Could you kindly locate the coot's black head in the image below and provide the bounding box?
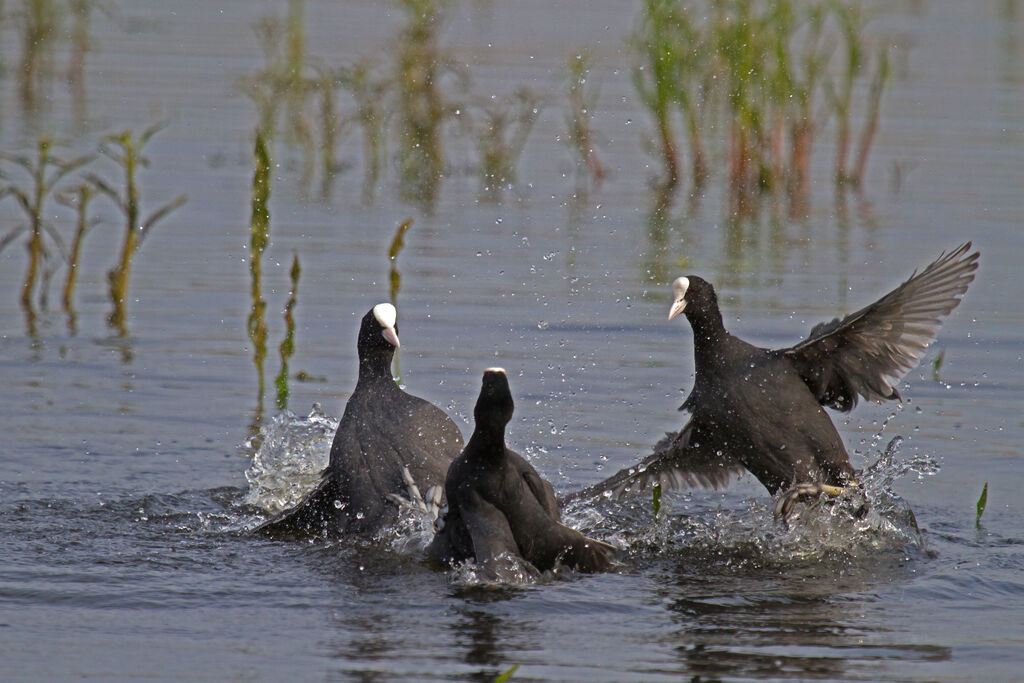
[473,368,515,432]
[667,275,720,324]
[357,302,400,364]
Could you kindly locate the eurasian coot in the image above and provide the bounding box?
[260,303,464,536]
[572,243,979,518]
[428,369,614,578]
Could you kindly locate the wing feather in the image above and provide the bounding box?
[782,243,978,411]
[562,419,746,504]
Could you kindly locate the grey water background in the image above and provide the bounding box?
[1,1,1022,680]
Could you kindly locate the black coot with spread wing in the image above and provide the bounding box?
[428,369,614,577]
[260,303,464,536]
[572,243,979,516]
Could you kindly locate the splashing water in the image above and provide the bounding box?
[243,404,338,514]
[243,410,934,583]
[563,435,932,572]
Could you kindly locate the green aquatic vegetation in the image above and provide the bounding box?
[248,127,272,420]
[976,482,988,526]
[630,0,686,188]
[88,123,187,335]
[564,51,606,187]
[0,137,93,312]
[388,217,413,305]
[471,88,543,201]
[652,482,663,517]
[931,348,945,381]
[494,664,519,683]
[275,253,301,410]
[55,182,99,330]
[628,0,891,215]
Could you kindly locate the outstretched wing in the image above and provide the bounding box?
[562,419,746,504]
[782,243,979,412]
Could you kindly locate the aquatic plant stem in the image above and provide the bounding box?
[249,127,272,414]
[57,183,98,317]
[0,138,92,313]
[275,253,301,410]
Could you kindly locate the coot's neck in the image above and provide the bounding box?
[686,305,729,369]
[357,349,396,385]
[466,422,507,460]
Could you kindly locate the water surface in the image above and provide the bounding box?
[1,1,1022,680]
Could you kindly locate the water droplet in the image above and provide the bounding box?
[537,320,549,330]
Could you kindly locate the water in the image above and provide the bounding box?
[2,1,1023,680]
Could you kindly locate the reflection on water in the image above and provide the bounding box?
[658,560,951,680]
[452,591,528,683]
[394,0,455,210]
[563,51,606,190]
[16,0,58,117]
[471,87,542,202]
[338,58,390,205]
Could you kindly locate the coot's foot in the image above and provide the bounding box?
[387,465,444,521]
[774,481,863,521]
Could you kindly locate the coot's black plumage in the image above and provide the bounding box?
[572,243,979,516]
[261,303,464,536]
[427,369,614,577]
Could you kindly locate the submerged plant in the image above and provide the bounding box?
[0,138,92,312]
[88,123,187,335]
